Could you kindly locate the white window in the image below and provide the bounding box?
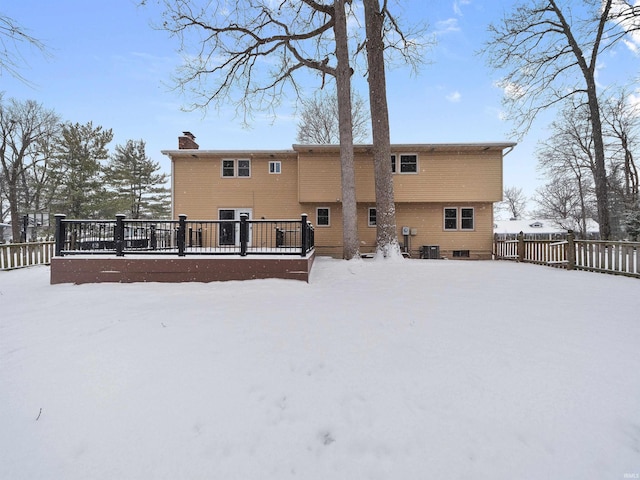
[269,161,281,174]
[221,159,251,177]
[399,154,418,173]
[444,207,475,231]
[316,207,330,226]
[222,160,235,177]
[391,153,418,174]
[238,159,250,177]
[461,208,474,230]
[368,207,376,227]
[444,208,458,231]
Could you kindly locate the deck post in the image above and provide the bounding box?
[240,214,248,257]
[178,214,187,257]
[54,214,66,257]
[115,214,126,257]
[517,231,524,262]
[300,213,308,257]
[566,230,575,270]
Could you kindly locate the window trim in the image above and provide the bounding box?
[391,153,418,174]
[237,159,251,177]
[399,153,418,174]
[222,159,236,177]
[368,207,377,227]
[268,161,281,174]
[316,207,330,227]
[443,207,475,231]
[460,207,475,231]
[444,207,458,231]
[221,158,251,178]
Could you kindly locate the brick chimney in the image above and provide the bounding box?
[178,131,199,149]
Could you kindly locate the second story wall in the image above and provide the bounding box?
[296,144,508,204]
[171,150,299,219]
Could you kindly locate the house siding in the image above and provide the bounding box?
[166,142,514,259]
[357,202,494,259]
[298,147,503,204]
[173,152,299,220]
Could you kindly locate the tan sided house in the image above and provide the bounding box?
[164,132,516,259]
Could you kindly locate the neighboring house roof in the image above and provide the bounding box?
[493,219,600,235]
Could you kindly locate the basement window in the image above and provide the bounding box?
[453,250,470,258]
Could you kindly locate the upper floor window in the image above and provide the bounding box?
[316,207,330,226]
[399,154,417,173]
[221,159,251,178]
[391,154,418,174]
[269,161,281,174]
[222,160,235,177]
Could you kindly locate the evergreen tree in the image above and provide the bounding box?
[50,122,113,218]
[104,140,170,219]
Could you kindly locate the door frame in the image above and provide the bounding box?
[218,208,252,247]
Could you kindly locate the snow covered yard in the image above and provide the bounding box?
[1,257,639,480]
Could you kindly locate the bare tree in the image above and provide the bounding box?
[151,0,362,258]
[483,0,640,239]
[19,125,60,231]
[296,88,370,144]
[499,186,528,220]
[151,0,425,258]
[0,95,60,241]
[0,14,49,83]
[333,0,360,259]
[601,89,639,208]
[533,177,596,237]
[363,0,399,258]
[536,98,596,237]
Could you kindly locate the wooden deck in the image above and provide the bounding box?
[50,253,315,284]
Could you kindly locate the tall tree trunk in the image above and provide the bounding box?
[363,0,400,258]
[549,0,612,239]
[585,82,611,239]
[334,0,359,259]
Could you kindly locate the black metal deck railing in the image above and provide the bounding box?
[54,214,314,257]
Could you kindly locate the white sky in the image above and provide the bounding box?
[1,0,639,201]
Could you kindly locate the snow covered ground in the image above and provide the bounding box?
[1,257,639,479]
